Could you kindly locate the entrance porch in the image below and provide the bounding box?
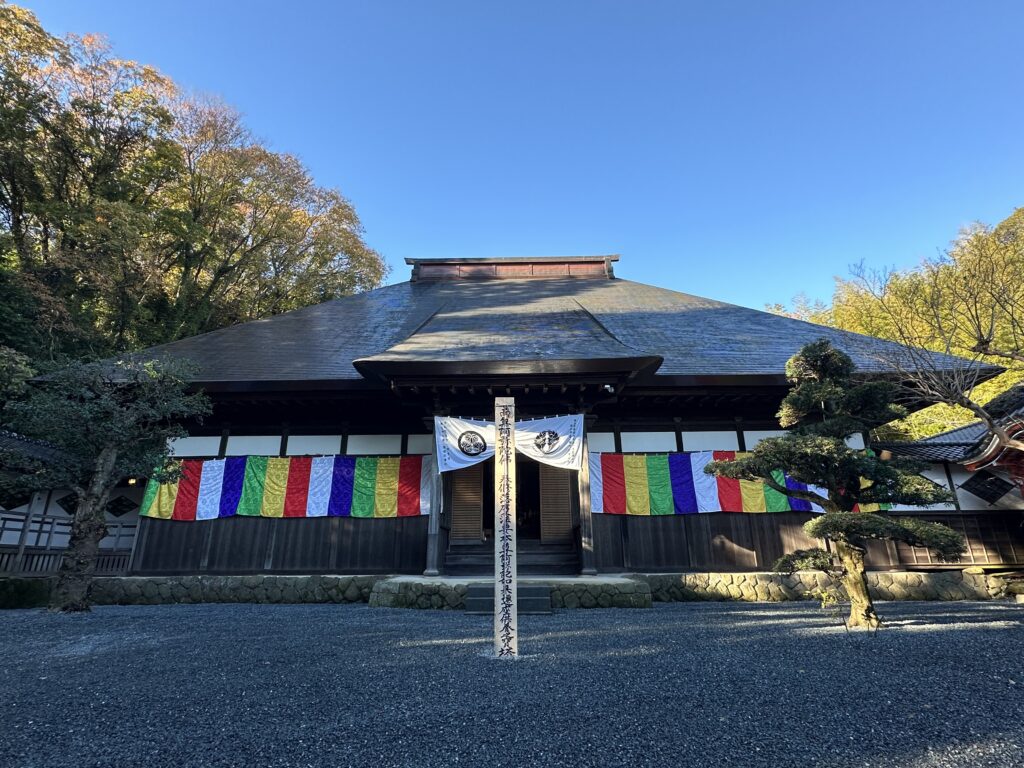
[441,456,581,575]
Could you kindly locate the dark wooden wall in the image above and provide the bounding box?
[131,517,428,575]
[592,511,1024,572]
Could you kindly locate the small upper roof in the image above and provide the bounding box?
[127,256,998,388]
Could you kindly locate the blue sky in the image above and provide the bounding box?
[25,1,1024,310]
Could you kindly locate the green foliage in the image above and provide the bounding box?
[707,340,953,511]
[0,5,386,366]
[0,344,33,404]
[773,548,836,574]
[806,513,966,562]
[0,358,210,495]
[776,339,906,436]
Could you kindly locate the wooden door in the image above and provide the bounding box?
[539,464,574,543]
[450,464,483,542]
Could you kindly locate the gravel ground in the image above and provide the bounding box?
[1,601,1022,768]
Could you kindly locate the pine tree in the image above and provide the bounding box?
[707,340,965,628]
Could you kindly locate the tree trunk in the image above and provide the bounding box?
[50,447,117,612]
[50,498,109,612]
[834,540,880,629]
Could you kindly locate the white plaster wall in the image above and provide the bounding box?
[680,431,739,451]
[225,435,281,456]
[846,434,866,450]
[948,465,1024,510]
[286,435,342,456]
[168,436,221,457]
[406,435,434,454]
[586,432,616,453]
[346,434,402,455]
[620,431,677,452]
[743,430,787,449]
[3,488,144,549]
[890,464,957,511]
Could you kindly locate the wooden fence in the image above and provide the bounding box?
[0,511,136,576]
[592,511,1024,572]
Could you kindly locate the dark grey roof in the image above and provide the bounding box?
[353,280,662,377]
[0,430,66,465]
[125,264,997,387]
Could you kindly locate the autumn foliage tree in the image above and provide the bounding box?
[826,208,1024,444]
[707,340,965,628]
[0,4,386,364]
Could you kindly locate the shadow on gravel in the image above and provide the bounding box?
[1,601,1022,768]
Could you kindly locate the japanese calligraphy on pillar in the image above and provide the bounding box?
[494,397,518,658]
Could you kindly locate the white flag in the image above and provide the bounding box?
[514,414,584,470]
[434,416,496,473]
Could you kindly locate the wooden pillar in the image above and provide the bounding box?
[14,490,49,574]
[424,429,443,576]
[577,432,597,575]
[494,397,518,657]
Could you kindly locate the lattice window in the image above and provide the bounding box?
[56,493,78,515]
[106,495,139,518]
[960,471,1014,505]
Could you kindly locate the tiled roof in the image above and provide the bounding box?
[123,263,997,386]
[0,430,66,465]
[877,386,1024,463]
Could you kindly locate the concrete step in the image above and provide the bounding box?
[445,544,580,577]
[464,583,553,614]
[445,562,579,576]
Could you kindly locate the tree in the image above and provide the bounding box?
[707,340,965,628]
[764,292,829,323]
[829,208,1024,446]
[0,359,209,611]
[0,4,386,364]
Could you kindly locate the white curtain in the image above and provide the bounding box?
[434,416,497,472]
[434,414,584,472]
[514,415,584,470]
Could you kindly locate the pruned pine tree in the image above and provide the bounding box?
[1,359,209,611]
[706,340,965,628]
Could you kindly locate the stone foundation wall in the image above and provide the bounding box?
[638,570,1007,603]
[1,570,1010,610]
[549,579,651,609]
[368,578,467,609]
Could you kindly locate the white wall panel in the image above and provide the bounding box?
[948,465,1024,510]
[620,431,677,452]
[285,435,342,456]
[346,434,402,455]
[743,430,787,449]
[168,436,221,457]
[406,435,434,455]
[890,464,957,511]
[586,432,616,453]
[225,435,281,456]
[680,431,739,451]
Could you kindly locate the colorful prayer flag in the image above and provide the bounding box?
[141,455,434,520]
[588,452,828,515]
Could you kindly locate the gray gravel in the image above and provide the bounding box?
[1,601,1022,768]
